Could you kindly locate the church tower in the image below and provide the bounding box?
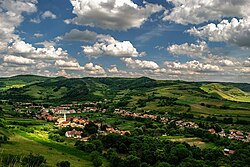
[64,113,66,121]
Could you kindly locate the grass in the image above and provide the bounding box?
[160,136,216,149]
[190,104,250,116]
[0,84,26,91]
[1,131,93,167]
[0,127,12,137]
[201,83,250,103]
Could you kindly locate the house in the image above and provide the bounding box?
[65,129,82,139]
[57,117,66,124]
[82,136,91,142]
[236,130,244,136]
[223,148,235,156]
[208,128,216,134]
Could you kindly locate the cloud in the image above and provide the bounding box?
[83,35,143,58]
[218,59,238,67]
[243,58,250,67]
[164,0,250,25]
[83,63,105,75]
[187,18,250,48]
[41,10,57,19]
[107,65,127,74]
[34,33,43,37]
[30,18,41,24]
[8,40,34,54]
[55,60,80,68]
[167,41,208,57]
[122,58,159,70]
[107,65,120,73]
[58,29,144,58]
[0,0,37,51]
[30,10,57,24]
[1,0,37,15]
[61,29,98,42]
[66,0,163,30]
[35,40,56,47]
[8,40,69,60]
[164,60,222,73]
[238,67,250,73]
[3,55,35,65]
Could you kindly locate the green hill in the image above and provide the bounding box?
[201,83,250,102]
[0,76,160,103]
[0,75,49,92]
[1,75,250,107]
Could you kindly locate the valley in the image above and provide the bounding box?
[0,75,250,167]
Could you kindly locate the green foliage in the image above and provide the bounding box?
[84,121,98,134]
[22,153,46,167]
[92,156,102,167]
[0,118,6,127]
[48,133,65,142]
[56,161,70,167]
[123,155,141,167]
[1,153,46,167]
[156,162,171,167]
[201,83,250,102]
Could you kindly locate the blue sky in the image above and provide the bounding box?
[0,0,250,83]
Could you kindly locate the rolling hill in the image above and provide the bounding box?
[201,83,250,103]
[0,75,250,105]
[0,75,49,92]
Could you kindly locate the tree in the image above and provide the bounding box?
[124,155,141,167]
[93,157,102,167]
[118,143,128,154]
[83,143,96,153]
[223,117,233,124]
[0,107,3,116]
[169,144,191,164]
[212,123,222,132]
[57,161,70,167]
[22,153,46,167]
[84,121,98,134]
[156,162,171,167]
[92,140,104,153]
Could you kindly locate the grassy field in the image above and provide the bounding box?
[160,136,217,149]
[1,131,94,167]
[190,104,250,116]
[0,84,26,91]
[201,83,250,103]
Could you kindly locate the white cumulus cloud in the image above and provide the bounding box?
[3,55,35,65]
[167,41,208,57]
[165,60,222,73]
[0,0,37,51]
[61,29,98,42]
[83,35,143,58]
[83,63,106,75]
[55,60,80,68]
[164,0,250,25]
[122,58,159,70]
[243,58,250,67]
[8,40,69,60]
[188,18,250,48]
[41,10,57,19]
[66,0,163,30]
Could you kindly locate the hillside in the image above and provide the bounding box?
[0,75,49,92]
[201,83,250,103]
[1,75,250,105]
[1,75,250,167]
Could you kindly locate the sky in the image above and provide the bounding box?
[0,0,250,83]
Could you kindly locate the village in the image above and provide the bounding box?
[13,101,250,143]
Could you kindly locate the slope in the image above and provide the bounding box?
[201,83,250,102]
